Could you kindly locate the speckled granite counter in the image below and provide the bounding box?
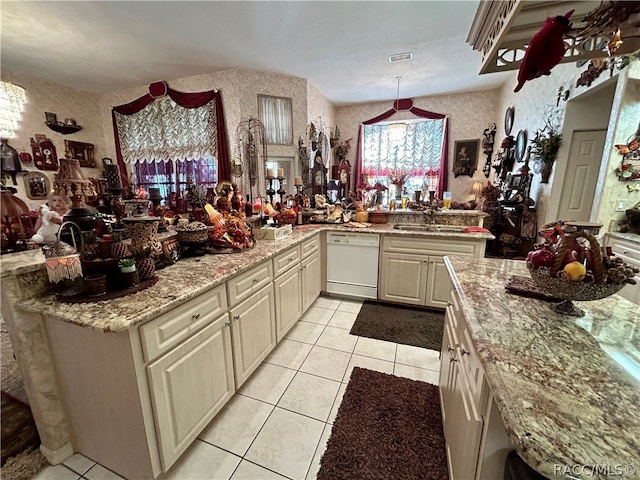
[445,256,640,480]
[10,223,493,333]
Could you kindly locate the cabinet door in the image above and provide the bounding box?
[147,315,235,472]
[426,257,452,309]
[378,252,428,305]
[274,266,302,341]
[229,283,276,388]
[301,251,321,312]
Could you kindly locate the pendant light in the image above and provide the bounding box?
[388,76,406,142]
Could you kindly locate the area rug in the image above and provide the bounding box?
[318,367,448,480]
[350,300,444,351]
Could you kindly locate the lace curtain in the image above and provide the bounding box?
[114,99,218,164]
[258,95,293,145]
[362,119,445,193]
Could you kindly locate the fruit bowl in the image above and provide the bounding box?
[527,231,631,316]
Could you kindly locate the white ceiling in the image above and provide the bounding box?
[0,1,513,106]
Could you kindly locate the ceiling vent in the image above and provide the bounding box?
[388,52,413,63]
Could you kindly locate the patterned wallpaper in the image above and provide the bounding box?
[495,58,640,230]
[2,70,107,211]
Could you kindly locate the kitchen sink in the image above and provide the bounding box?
[393,224,466,233]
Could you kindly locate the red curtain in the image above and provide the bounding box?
[354,98,449,196]
[111,81,231,186]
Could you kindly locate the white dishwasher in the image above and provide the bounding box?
[326,232,380,299]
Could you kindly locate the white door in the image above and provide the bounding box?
[557,130,606,222]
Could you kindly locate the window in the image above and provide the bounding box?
[258,95,293,145]
[361,118,445,199]
[133,157,217,212]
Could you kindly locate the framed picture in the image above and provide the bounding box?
[453,139,480,177]
[64,140,95,168]
[44,112,57,125]
[24,172,50,200]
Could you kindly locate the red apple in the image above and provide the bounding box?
[527,249,555,269]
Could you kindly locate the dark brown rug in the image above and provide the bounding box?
[1,392,40,466]
[350,300,444,351]
[318,367,448,480]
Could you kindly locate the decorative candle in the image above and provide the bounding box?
[267,168,275,178]
[294,176,302,186]
[277,168,284,178]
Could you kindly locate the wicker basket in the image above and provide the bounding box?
[527,232,624,302]
[368,210,388,224]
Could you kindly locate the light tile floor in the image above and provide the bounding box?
[32,296,441,480]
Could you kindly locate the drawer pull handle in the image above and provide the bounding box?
[447,345,455,352]
[192,313,200,320]
[288,258,293,262]
[233,315,240,321]
[253,278,259,284]
[461,348,470,356]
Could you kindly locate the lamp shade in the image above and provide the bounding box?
[0,82,27,138]
[471,181,484,195]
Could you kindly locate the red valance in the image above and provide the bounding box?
[355,98,449,196]
[111,81,231,185]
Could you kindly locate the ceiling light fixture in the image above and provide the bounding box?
[388,52,413,63]
[0,81,27,139]
[388,76,406,142]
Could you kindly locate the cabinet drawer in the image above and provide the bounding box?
[301,234,320,257]
[140,284,227,363]
[608,237,640,268]
[227,261,273,307]
[382,235,478,257]
[273,245,301,277]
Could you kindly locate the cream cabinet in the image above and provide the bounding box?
[439,290,484,480]
[274,263,303,341]
[44,284,234,480]
[229,282,276,388]
[147,314,234,471]
[379,235,485,308]
[606,234,640,305]
[301,235,321,311]
[439,288,511,480]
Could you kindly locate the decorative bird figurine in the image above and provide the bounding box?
[514,10,574,93]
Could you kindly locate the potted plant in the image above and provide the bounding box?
[118,258,139,286]
[531,122,563,184]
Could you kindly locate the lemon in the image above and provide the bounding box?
[562,261,586,281]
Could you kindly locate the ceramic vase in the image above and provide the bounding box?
[136,257,155,281]
[111,241,130,260]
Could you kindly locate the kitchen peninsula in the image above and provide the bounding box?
[443,256,640,480]
[2,220,493,479]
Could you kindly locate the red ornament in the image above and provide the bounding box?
[514,10,574,93]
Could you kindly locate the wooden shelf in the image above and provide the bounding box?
[45,122,82,135]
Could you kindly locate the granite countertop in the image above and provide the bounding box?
[10,223,493,333]
[445,256,640,480]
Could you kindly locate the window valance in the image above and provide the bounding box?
[111,81,231,183]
